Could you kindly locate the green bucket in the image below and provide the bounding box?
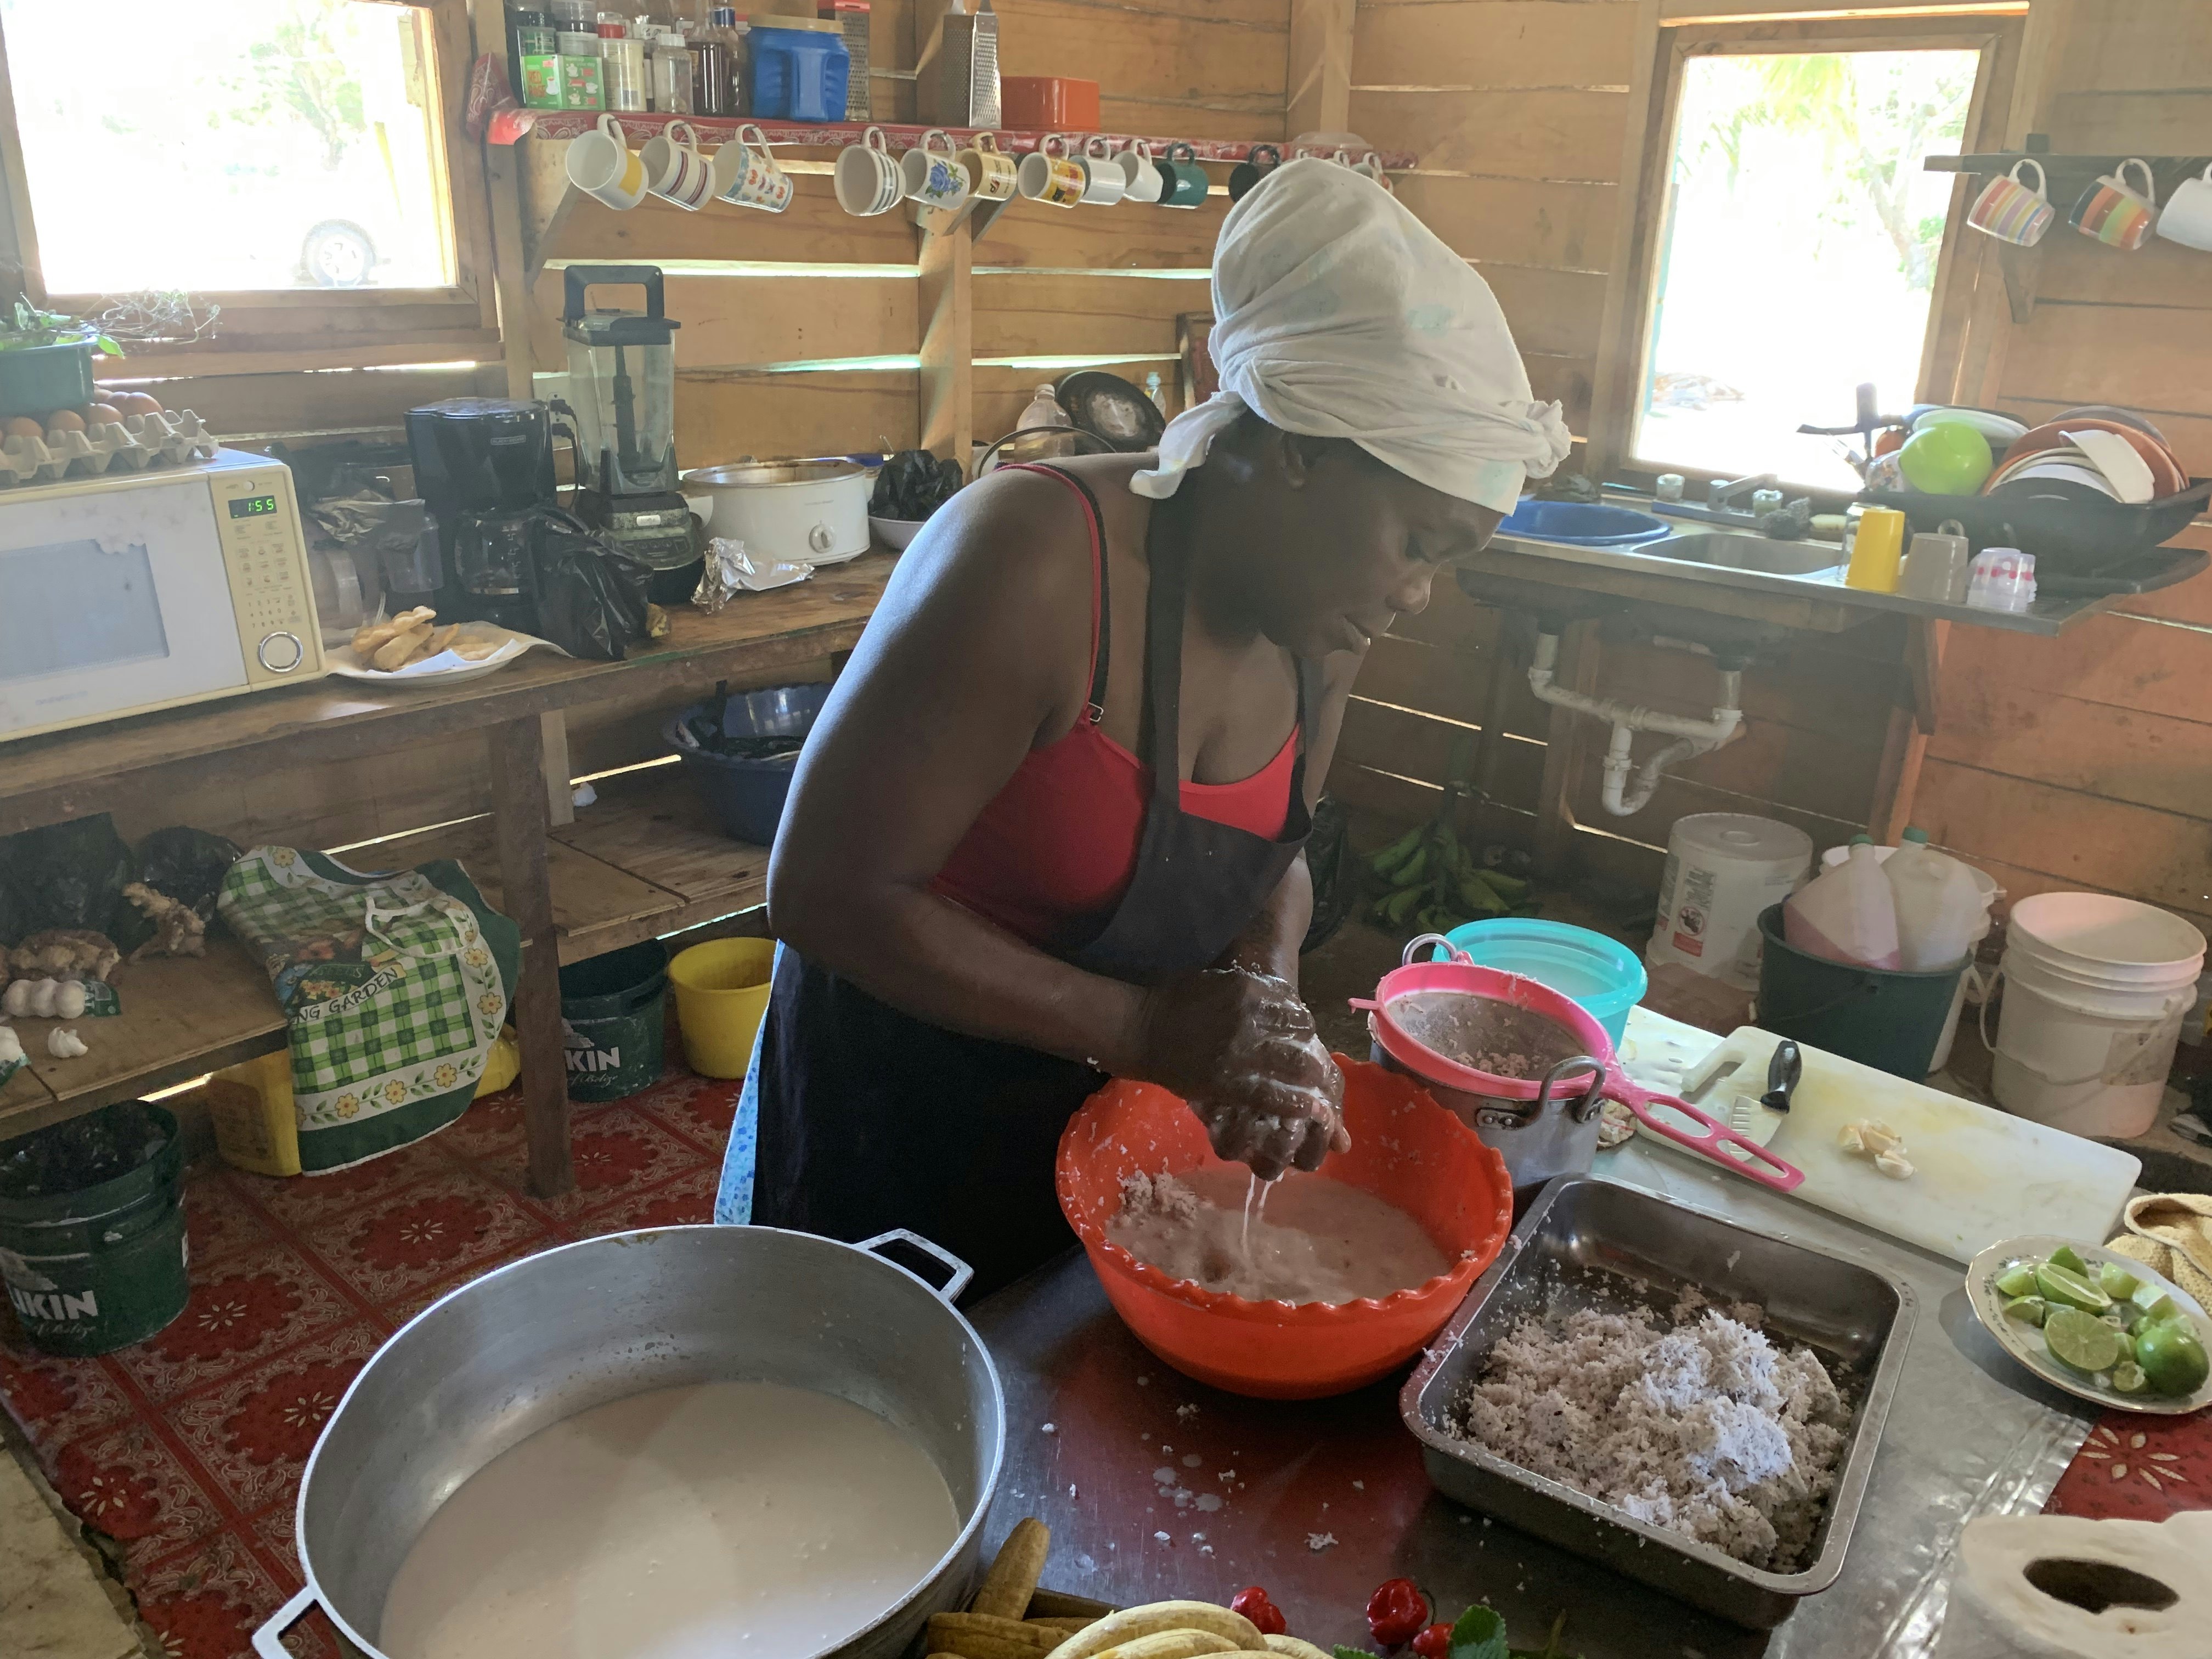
[0,1102,190,1357]
[559,940,669,1102]
[0,341,97,421]
[1756,904,1965,1079]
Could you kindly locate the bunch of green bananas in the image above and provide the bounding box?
[1366,821,1530,935]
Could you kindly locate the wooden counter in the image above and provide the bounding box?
[0,556,895,1185]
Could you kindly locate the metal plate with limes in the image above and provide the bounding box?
[1966,1234,2212,1416]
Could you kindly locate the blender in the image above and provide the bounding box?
[404,398,557,633]
[558,264,700,602]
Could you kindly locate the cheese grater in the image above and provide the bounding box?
[917,0,999,129]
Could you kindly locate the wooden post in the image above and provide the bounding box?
[1870,618,1946,844]
[1533,619,1600,878]
[1286,0,1355,139]
[918,216,974,472]
[489,714,575,1197]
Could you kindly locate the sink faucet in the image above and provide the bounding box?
[1707,473,1778,512]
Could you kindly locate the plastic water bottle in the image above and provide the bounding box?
[1883,828,1987,972]
[1784,836,1901,969]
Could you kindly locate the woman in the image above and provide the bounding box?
[716,159,1572,1294]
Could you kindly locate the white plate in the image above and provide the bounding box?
[329,622,563,685]
[1915,407,2029,445]
[1965,1233,2212,1415]
[868,515,926,551]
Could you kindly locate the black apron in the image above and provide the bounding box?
[747,469,1322,1296]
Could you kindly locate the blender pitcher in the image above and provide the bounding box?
[561,264,680,498]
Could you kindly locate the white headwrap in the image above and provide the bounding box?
[1132,158,1573,512]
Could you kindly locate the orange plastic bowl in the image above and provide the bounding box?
[1055,1056,1514,1399]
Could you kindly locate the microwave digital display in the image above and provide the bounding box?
[228,493,280,520]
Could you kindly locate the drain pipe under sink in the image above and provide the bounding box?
[1526,631,1745,816]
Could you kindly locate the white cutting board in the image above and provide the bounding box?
[1649,1025,2140,1265]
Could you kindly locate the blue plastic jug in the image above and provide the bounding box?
[748,23,850,123]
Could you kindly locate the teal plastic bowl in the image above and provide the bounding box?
[1429,918,1647,1047]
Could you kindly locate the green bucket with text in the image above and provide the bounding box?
[559,940,669,1102]
[0,1103,189,1357]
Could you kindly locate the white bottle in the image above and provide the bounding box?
[1784,836,1901,970]
[1883,827,1986,972]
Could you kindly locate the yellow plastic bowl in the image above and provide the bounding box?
[668,938,776,1078]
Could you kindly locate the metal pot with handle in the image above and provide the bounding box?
[254,1226,1003,1659]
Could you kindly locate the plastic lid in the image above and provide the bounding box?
[1849,833,1874,845]
[1902,827,1930,843]
[1672,811,1813,863]
[597,19,628,35]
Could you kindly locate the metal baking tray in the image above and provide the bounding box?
[1399,1176,1915,1628]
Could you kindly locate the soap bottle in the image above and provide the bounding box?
[1784,836,1901,970]
[1883,827,1987,972]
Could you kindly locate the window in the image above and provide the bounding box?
[2,0,453,294]
[1620,24,2009,494]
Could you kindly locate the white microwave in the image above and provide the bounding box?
[0,449,324,743]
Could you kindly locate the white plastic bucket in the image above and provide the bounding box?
[1990,892,2207,1138]
[1647,814,1812,990]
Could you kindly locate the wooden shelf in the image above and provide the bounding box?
[0,765,770,1141]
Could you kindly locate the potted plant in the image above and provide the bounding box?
[0,301,122,421]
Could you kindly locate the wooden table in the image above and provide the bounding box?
[0,556,895,1194]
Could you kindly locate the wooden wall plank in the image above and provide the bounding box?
[2051,0,2212,90]
[1390,175,1619,271]
[2049,91,2212,151]
[1939,612,2212,726]
[1479,263,1608,357]
[676,369,918,462]
[994,0,1292,135]
[2001,317,2212,418]
[1385,574,1503,652]
[543,176,921,268]
[1348,88,1632,181]
[1942,851,2212,942]
[2035,236,2212,312]
[972,270,1212,359]
[120,363,506,438]
[1335,695,1547,805]
[979,193,1231,271]
[531,269,917,371]
[1928,676,2212,822]
[1352,0,1640,89]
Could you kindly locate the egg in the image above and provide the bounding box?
[88,403,123,425]
[112,391,163,416]
[45,409,85,433]
[4,416,43,440]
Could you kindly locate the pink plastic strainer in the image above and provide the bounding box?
[1352,956,1803,1193]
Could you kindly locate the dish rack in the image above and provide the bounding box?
[0,409,221,488]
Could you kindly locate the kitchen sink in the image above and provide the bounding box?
[1642,529,1844,576]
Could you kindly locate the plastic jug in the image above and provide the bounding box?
[1883,827,1988,971]
[1783,836,1901,969]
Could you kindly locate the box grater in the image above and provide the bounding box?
[917,0,998,129]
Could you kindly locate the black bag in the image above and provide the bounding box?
[0,814,140,947]
[869,449,963,522]
[135,827,244,921]
[532,507,653,662]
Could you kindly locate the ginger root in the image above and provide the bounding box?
[8,930,120,983]
[123,882,207,962]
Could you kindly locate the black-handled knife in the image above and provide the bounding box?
[1761,1040,1802,1114]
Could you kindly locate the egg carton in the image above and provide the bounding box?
[0,409,220,487]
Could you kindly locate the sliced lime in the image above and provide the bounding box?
[2131,1279,2172,1314]
[1995,1264,2040,1299]
[2049,1244,2089,1276]
[2003,1295,2049,1327]
[2036,1263,2113,1314]
[2137,1292,2183,1329]
[2114,1302,2144,1333]
[2111,1361,2148,1395]
[2136,1322,2210,1397]
[2098,1262,2141,1301]
[2046,1307,2125,1374]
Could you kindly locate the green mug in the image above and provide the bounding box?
[1157,142,1209,210]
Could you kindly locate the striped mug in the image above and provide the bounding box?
[1967,159,2053,246]
[2070,157,2158,251]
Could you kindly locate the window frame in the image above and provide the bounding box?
[0,0,501,368]
[1596,12,2025,505]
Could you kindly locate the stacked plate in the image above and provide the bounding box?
[1984,408,2189,507]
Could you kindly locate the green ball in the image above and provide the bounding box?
[1900,420,1994,494]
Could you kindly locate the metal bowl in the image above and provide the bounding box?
[1401,1177,1914,1628]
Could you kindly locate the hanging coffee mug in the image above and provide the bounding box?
[1079,136,1127,206]
[1967,158,2053,246]
[1017,134,1086,209]
[902,128,971,212]
[642,121,716,211]
[834,126,902,217]
[1114,139,1163,205]
[2068,157,2158,250]
[1157,142,1209,210]
[1227,143,1280,203]
[713,123,793,212]
[2156,162,2212,251]
[565,113,648,210]
[958,131,1018,203]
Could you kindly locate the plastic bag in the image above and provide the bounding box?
[0,813,143,950]
[0,1100,168,1198]
[135,827,244,921]
[869,449,963,521]
[532,506,652,661]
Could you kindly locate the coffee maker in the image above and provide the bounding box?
[559,264,700,601]
[405,398,557,632]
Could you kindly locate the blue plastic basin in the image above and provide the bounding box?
[664,683,833,846]
[1498,498,1672,548]
[1429,918,1647,1047]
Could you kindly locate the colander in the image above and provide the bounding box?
[1354,938,1802,1194]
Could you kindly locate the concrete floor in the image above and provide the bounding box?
[0,1421,146,1659]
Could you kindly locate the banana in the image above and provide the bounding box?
[973,1517,1051,1619]
[1476,867,1530,902]
[1086,1632,1240,1659]
[1366,825,1424,877]
[1393,844,1429,885]
[929,1612,1056,1659]
[1043,1601,1266,1659]
[1263,1640,1334,1659]
[1028,1617,1098,1637]
[1379,886,1421,926]
[1457,875,1506,916]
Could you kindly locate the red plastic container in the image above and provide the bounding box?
[1001,75,1101,133]
[1056,1056,1513,1399]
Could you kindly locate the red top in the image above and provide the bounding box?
[931,466,1299,948]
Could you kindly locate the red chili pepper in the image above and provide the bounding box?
[1366,1578,1430,1647]
[1410,1622,1454,1659]
[1230,1586,1288,1637]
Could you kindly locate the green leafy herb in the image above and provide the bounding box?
[1447,1605,1509,1659]
[1334,1647,1382,1659]
[0,300,121,356]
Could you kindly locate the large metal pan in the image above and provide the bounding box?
[253,1226,1004,1659]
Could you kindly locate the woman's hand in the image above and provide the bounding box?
[1133,967,1350,1180]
